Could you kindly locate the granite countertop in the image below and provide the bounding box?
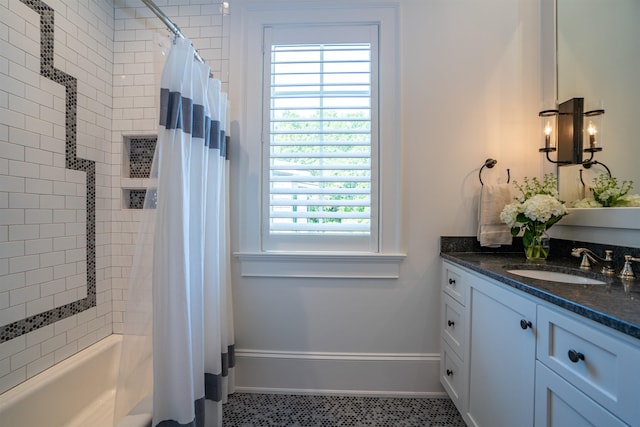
[440,251,640,340]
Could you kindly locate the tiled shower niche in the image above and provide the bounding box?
[122,135,157,209]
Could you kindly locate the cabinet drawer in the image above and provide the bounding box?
[441,292,465,359]
[537,305,640,426]
[441,340,465,412]
[535,362,627,427]
[442,262,467,304]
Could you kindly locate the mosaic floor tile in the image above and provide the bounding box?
[222,393,466,426]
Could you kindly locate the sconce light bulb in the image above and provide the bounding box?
[542,120,554,149]
[587,120,598,147]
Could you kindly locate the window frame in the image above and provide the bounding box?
[232,0,404,278]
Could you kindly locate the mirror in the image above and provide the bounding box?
[556,0,640,202]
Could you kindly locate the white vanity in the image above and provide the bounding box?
[441,257,640,427]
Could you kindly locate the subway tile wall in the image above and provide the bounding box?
[0,0,114,394]
[111,0,229,333]
[0,0,229,393]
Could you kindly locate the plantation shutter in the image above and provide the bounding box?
[262,24,379,251]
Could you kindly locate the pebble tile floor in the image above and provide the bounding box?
[222,393,466,426]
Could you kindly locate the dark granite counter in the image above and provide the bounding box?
[441,238,640,341]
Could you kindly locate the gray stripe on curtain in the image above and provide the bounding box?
[155,398,205,427]
[192,103,205,139]
[209,120,220,150]
[205,373,223,402]
[221,353,229,376]
[228,344,235,368]
[220,132,227,158]
[159,89,224,152]
[159,89,193,132]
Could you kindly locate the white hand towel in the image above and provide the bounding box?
[477,183,514,247]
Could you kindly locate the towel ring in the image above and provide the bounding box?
[479,158,510,186]
[582,160,612,177]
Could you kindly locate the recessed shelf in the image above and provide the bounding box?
[122,135,157,209]
[123,135,156,178]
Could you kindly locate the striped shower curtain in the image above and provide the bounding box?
[152,37,234,427]
[114,36,234,427]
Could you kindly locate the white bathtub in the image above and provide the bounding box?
[0,334,152,427]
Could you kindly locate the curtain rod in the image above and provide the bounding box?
[140,0,206,65]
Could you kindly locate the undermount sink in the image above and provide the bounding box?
[506,269,607,285]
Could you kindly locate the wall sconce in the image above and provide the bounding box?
[538,108,559,163]
[584,107,604,152]
[539,98,605,166]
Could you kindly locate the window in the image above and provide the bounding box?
[262,25,379,251]
[233,1,403,277]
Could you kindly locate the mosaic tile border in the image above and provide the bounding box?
[0,0,96,342]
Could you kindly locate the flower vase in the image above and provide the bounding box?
[524,231,550,262]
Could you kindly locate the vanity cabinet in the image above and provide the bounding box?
[441,262,536,427]
[441,260,640,427]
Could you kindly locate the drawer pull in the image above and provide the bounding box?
[448,278,456,285]
[568,349,585,363]
[447,320,455,327]
[520,319,532,330]
[446,369,453,376]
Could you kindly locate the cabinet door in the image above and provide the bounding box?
[467,280,537,427]
[442,292,465,359]
[441,339,466,411]
[535,362,627,427]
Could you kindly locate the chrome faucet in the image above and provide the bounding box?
[619,255,640,280]
[571,248,615,276]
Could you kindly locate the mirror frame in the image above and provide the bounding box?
[542,0,640,247]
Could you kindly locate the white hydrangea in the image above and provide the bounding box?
[618,194,640,207]
[500,194,568,229]
[499,174,569,247]
[522,194,567,223]
[499,202,521,228]
[570,197,603,208]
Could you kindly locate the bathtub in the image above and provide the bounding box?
[0,334,152,427]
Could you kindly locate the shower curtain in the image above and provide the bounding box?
[114,37,234,427]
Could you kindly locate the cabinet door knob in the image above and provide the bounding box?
[446,369,453,376]
[448,278,456,285]
[520,319,532,330]
[568,349,585,363]
[447,320,455,327]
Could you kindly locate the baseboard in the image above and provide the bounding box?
[234,349,446,397]
[234,386,448,398]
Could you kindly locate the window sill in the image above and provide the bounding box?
[234,252,406,279]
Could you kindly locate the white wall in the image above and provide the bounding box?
[229,0,544,395]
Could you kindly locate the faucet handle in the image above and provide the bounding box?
[579,254,592,270]
[604,250,613,261]
[571,248,592,270]
[601,249,616,276]
[619,255,640,280]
